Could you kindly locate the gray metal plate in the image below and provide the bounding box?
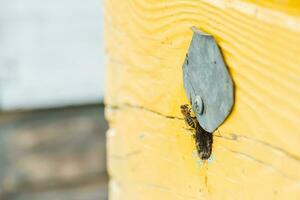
[183,27,234,132]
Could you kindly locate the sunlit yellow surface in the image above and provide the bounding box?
[242,0,300,15]
[105,0,300,199]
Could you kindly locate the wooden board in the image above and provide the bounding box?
[105,0,300,199]
[0,105,108,200]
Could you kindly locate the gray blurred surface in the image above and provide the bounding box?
[0,104,108,200]
[0,0,105,110]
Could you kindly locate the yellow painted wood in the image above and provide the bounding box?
[105,0,300,199]
[242,0,300,15]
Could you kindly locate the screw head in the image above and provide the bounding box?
[194,95,204,115]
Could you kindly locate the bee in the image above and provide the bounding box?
[180,104,197,129]
[180,104,213,160]
[194,123,213,160]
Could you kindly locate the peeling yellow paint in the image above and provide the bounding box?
[105,0,300,199]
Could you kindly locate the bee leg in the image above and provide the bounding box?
[192,133,196,139]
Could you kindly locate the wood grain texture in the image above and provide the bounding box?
[106,106,300,200]
[105,0,300,199]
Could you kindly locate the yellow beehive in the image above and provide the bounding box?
[105,1,300,199]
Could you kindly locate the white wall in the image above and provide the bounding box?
[0,0,105,110]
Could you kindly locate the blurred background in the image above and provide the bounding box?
[0,0,107,199]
